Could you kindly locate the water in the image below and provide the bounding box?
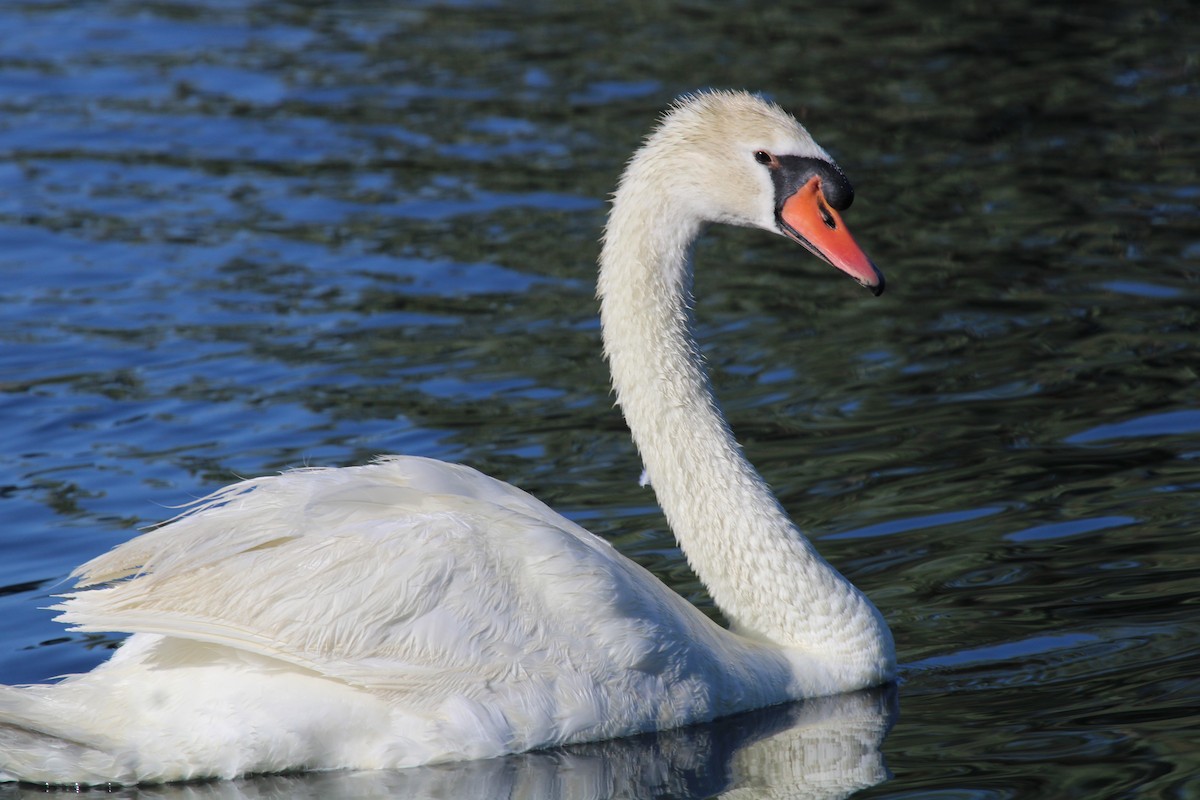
[0,1,1197,797]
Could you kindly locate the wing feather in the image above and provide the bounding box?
[56,457,702,698]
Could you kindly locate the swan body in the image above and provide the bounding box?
[0,90,894,785]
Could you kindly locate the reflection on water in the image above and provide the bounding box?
[0,0,1197,798]
[0,690,894,800]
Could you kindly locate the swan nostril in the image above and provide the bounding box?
[818,203,836,230]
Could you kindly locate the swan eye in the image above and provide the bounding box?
[753,150,775,167]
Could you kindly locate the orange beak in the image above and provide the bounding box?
[779,177,884,296]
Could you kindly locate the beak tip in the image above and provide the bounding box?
[861,263,885,297]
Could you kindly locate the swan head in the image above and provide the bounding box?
[620,90,884,295]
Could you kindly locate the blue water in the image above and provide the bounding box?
[1,1,1198,797]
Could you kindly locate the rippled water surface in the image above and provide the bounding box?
[1,1,1197,797]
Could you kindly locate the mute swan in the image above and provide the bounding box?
[0,90,894,785]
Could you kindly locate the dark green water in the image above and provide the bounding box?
[0,1,1197,797]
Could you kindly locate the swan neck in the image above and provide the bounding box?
[596,163,892,689]
[598,182,797,629]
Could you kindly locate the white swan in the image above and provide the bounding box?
[0,90,894,785]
